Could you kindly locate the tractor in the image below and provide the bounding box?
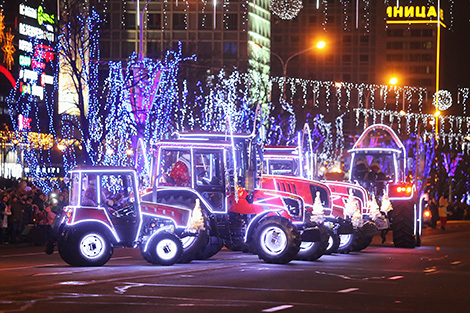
[348,124,422,248]
[144,133,325,264]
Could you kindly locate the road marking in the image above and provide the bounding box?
[110,256,133,260]
[1,252,55,258]
[388,276,404,280]
[450,261,462,265]
[0,264,59,272]
[337,288,359,293]
[424,267,436,273]
[34,272,73,276]
[262,305,293,312]
[59,281,91,286]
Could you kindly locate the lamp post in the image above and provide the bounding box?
[272,41,326,79]
[132,0,153,61]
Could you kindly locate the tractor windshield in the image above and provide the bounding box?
[351,153,396,182]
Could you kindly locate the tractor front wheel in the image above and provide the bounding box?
[253,216,301,264]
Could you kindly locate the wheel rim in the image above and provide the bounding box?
[180,235,196,249]
[156,238,179,261]
[80,234,105,259]
[338,234,353,249]
[326,236,334,250]
[300,241,314,250]
[260,226,287,256]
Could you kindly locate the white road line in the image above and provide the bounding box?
[388,276,404,280]
[34,272,73,276]
[109,256,133,260]
[262,305,294,312]
[0,264,59,272]
[1,252,55,258]
[337,288,359,293]
[450,261,462,265]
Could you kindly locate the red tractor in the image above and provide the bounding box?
[262,145,377,253]
[348,124,422,248]
[144,133,326,264]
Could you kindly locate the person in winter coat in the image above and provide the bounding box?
[438,194,449,230]
[0,194,11,244]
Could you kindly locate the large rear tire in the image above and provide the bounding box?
[58,228,113,266]
[196,236,224,260]
[253,216,301,264]
[337,232,356,254]
[391,201,416,248]
[297,225,330,260]
[325,232,340,255]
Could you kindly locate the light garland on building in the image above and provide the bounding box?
[270,0,303,20]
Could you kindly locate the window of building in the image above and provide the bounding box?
[198,14,213,30]
[342,35,352,45]
[173,14,186,30]
[410,29,421,37]
[225,13,238,30]
[122,42,135,58]
[387,29,404,37]
[387,41,403,49]
[359,74,368,82]
[359,55,369,62]
[386,54,403,62]
[123,13,136,30]
[309,16,317,24]
[147,41,161,58]
[100,13,110,29]
[342,74,351,82]
[342,54,352,63]
[148,13,162,29]
[325,54,334,64]
[223,42,237,59]
[359,35,369,44]
[422,29,433,37]
[100,41,110,59]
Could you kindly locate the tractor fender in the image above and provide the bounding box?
[244,210,290,243]
[61,220,119,245]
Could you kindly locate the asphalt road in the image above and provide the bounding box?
[1,221,469,313]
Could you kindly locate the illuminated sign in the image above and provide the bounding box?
[17,2,56,101]
[18,114,32,130]
[386,6,446,27]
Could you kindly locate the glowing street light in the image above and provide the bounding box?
[434,110,441,137]
[316,41,326,49]
[389,77,398,85]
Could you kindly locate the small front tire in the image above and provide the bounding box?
[144,232,183,266]
[254,216,301,264]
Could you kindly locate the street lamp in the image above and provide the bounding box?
[271,40,326,79]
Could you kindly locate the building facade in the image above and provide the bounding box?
[271,0,448,93]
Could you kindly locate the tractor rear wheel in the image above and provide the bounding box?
[391,201,416,248]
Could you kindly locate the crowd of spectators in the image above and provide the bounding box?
[0,178,68,245]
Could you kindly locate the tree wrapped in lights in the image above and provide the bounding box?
[57,0,104,168]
